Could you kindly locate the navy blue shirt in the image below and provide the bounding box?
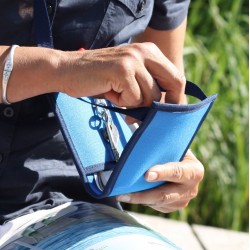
[0,0,190,224]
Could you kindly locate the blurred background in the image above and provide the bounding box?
[126,0,249,233]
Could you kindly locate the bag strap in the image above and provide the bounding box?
[34,0,208,122]
[34,0,54,48]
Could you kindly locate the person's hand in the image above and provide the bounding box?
[61,42,186,108]
[116,150,204,213]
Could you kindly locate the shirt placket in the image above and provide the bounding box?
[0,103,21,176]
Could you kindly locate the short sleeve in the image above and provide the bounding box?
[148,0,191,30]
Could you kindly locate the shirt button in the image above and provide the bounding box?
[47,5,53,15]
[0,153,3,164]
[3,107,14,118]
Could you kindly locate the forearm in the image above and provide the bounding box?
[0,42,186,107]
[0,46,66,103]
[0,46,106,104]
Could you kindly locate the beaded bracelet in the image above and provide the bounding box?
[2,45,19,105]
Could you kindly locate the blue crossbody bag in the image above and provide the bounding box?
[34,0,217,198]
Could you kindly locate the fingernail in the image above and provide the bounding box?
[117,194,131,203]
[146,171,158,181]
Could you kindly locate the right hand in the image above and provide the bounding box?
[61,42,186,108]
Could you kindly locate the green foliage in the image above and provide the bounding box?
[127,0,249,232]
[183,0,249,232]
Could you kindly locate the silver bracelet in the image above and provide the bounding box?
[2,45,19,105]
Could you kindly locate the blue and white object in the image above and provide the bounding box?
[51,81,217,198]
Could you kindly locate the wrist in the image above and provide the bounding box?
[57,50,90,97]
[54,50,76,95]
[46,48,69,94]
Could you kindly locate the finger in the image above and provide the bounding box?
[116,184,180,205]
[135,69,161,106]
[116,181,198,209]
[147,206,175,214]
[104,76,143,107]
[135,42,186,104]
[149,199,190,213]
[127,182,197,204]
[125,115,139,124]
[145,155,204,184]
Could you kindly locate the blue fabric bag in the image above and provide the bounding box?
[34,0,217,198]
[51,83,217,198]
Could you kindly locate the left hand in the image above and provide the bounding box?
[116,150,204,213]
